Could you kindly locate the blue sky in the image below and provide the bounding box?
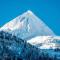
[0,0,60,35]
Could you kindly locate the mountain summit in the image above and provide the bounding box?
[0,10,55,40]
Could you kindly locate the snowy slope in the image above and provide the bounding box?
[0,10,55,40]
[27,36,60,49]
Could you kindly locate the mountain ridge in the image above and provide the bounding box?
[0,10,55,40]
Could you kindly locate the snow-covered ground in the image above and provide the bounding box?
[27,36,60,49]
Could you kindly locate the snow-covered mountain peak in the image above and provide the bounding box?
[27,10,33,14]
[0,10,34,31]
[0,10,55,40]
[19,10,34,18]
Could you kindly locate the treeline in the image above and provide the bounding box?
[0,31,59,60]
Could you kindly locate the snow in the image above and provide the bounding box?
[0,10,55,40]
[27,36,60,49]
[27,36,50,45]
